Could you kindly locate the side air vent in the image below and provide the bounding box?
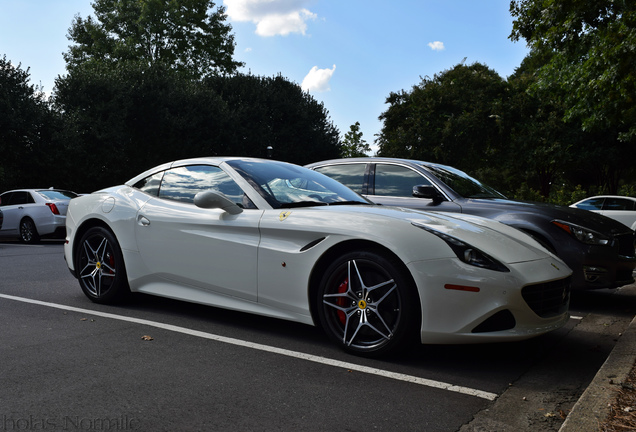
[300,237,326,252]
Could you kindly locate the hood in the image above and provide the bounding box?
[466,198,633,235]
[321,205,558,265]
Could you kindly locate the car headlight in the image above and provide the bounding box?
[551,220,610,246]
[412,223,509,272]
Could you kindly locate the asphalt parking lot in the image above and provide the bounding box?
[2,240,635,431]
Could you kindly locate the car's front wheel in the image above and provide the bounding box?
[75,226,129,303]
[317,250,419,357]
[19,218,40,243]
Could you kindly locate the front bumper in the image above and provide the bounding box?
[408,257,572,344]
[566,231,636,290]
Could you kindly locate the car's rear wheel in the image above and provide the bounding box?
[19,218,40,243]
[76,226,129,303]
[317,250,419,357]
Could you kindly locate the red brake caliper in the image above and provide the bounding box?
[337,278,348,325]
[107,253,115,274]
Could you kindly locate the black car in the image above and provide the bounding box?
[306,157,636,291]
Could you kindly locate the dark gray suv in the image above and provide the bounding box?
[306,157,636,291]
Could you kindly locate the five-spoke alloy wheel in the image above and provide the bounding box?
[76,226,129,303]
[317,250,418,357]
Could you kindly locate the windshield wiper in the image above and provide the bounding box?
[328,201,370,206]
[279,201,329,208]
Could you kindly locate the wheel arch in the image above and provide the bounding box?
[71,218,115,268]
[307,239,421,327]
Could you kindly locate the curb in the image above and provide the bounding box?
[559,314,636,431]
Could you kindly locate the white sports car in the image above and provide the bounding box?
[64,157,572,356]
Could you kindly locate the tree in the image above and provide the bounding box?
[376,62,508,181]
[0,55,60,190]
[341,122,371,157]
[64,0,242,78]
[206,73,341,165]
[510,0,636,142]
[53,62,230,191]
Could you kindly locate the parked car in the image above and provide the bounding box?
[64,157,571,357]
[570,196,636,230]
[306,158,636,291]
[0,188,78,243]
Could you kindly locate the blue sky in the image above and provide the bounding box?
[0,0,529,154]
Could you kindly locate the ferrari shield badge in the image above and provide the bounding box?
[279,211,292,221]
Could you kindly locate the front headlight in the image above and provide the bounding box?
[413,223,509,272]
[551,220,610,246]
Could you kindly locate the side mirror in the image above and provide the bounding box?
[412,185,444,202]
[194,190,243,215]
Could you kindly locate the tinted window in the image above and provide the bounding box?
[158,165,255,208]
[422,164,506,199]
[38,190,78,200]
[314,164,366,194]
[134,172,164,196]
[603,198,636,211]
[374,164,431,197]
[575,198,605,210]
[1,192,32,205]
[0,192,13,206]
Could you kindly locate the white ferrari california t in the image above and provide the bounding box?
[64,157,572,356]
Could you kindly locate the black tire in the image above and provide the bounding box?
[19,218,40,243]
[75,226,129,304]
[317,250,419,357]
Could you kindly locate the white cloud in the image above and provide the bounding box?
[224,0,317,37]
[301,64,336,93]
[428,41,445,51]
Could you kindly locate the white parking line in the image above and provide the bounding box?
[0,293,498,401]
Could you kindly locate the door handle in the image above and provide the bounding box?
[138,216,150,226]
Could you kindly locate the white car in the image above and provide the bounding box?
[64,157,572,356]
[0,189,78,243]
[571,196,636,230]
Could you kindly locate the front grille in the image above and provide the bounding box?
[615,232,636,258]
[521,277,570,318]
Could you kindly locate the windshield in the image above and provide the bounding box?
[227,159,370,208]
[423,164,506,199]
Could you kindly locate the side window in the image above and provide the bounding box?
[314,164,366,194]
[576,198,605,210]
[158,165,255,208]
[4,192,30,205]
[603,198,636,211]
[133,172,164,196]
[373,164,432,197]
[0,193,12,207]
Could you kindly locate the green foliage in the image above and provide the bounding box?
[377,62,508,176]
[510,0,636,143]
[64,0,242,78]
[0,55,62,191]
[618,184,636,198]
[53,62,230,190]
[53,65,341,191]
[206,73,341,165]
[511,183,588,206]
[47,0,340,192]
[341,122,371,157]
